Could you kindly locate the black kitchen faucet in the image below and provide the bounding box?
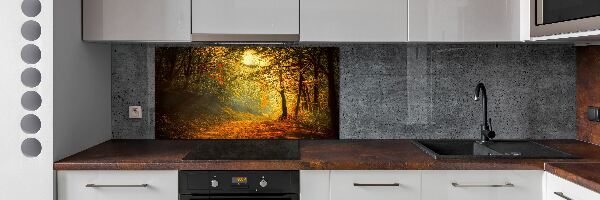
[474,83,495,143]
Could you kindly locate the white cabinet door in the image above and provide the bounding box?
[300,170,330,200]
[192,0,299,41]
[330,170,420,200]
[300,0,408,42]
[82,0,191,41]
[57,170,178,200]
[546,172,600,200]
[409,0,529,42]
[422,170,543,200]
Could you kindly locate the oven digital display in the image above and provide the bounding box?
[232,177,248,185]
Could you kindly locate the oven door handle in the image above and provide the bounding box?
[179,195,209,200]
[180,194,298,200]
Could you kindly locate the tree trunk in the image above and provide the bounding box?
[279,70,288,119]
[302,84,309,110]
[313,58,319,111]
[294,73,304,118]
[166,48,179,89]
[183,48,192,90]
[326,48,339,135]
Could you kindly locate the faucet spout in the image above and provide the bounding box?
[474,83,488,129]
[474,83,495,142]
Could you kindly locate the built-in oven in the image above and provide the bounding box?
[179,171,299,200]
[532,0,600,37]
[180,194,298,200]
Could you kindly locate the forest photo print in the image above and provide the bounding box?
[156,47,339,139]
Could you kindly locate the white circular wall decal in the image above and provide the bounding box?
[21,138,42,157]
[21,0,41,17]
[20,114,41,134]
[21,20,41,41]
[21,44,41,64]
[21,91,42,111]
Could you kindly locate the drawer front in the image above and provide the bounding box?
[330,170,420,200]
[57,170,178,200]
[546,172,600,200]
[422,170,543,200]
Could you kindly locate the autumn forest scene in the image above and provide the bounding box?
[155,47,339,139]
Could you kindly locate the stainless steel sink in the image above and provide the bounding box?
[411,140,578,159]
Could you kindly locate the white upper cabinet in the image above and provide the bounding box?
[82,0,191,41]
[300,0,408,42]
[80,0,533,42]
[409,0,530,42]
[191,0,300,41]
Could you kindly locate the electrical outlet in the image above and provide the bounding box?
[129,106,142,119]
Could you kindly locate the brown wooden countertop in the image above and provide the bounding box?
[545,162,600,194]
[54,139,600,171]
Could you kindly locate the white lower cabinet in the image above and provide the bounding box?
[57,170,600,200]
[546,172,600,200]
[330,170,421,200]
[57,170,178,200]
[301,170,545,200]
[421,170,543,200]
[301,170,331,200]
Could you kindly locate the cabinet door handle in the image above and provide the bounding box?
[554,192,573,200]
[451,182,514,188]
[85,184,149,188]
[353,183,400,187]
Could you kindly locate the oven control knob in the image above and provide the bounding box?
[210,179,219,188]
[259,179,268,188]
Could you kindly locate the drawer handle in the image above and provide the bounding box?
[85,184,149,188]
[554,192,573,200]
[451,182,514,188]
[353,183,400,187]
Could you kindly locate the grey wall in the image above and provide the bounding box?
[54,0,112,161]
[112,45,155,139]
[112,44,576,140]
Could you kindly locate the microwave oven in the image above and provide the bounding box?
[532,0,600,37]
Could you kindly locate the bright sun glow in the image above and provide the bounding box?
[241,50,270,66]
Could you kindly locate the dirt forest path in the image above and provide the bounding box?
[191,120,327,139]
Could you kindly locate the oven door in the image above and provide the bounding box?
[533,0,600,37]
[180,194,299,200]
